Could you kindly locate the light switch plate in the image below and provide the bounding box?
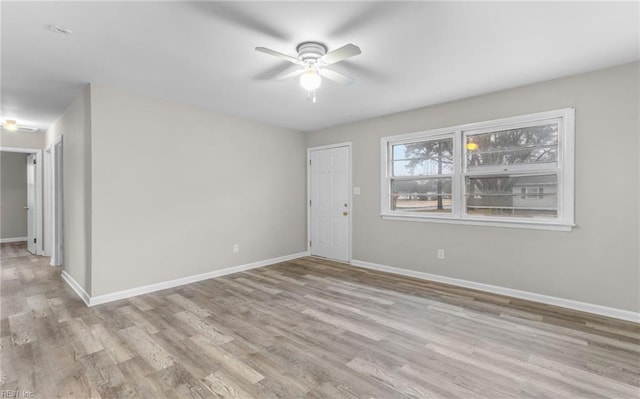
[353,186,361,195]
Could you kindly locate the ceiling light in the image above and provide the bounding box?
[1,120,39,133]
[300,67,322,91]
[3,120,18,131]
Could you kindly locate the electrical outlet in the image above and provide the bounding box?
[233,244,239,254]
[437,249,445,259]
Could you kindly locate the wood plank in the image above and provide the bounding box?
[8,312,37,345]
[173,311,233,345]
[166,294,212,318]
[118,326,173,371]
[190,335,265,385]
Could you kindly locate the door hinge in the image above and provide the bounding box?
[33,159,37,165]
[309,240,312,247]
[309,159,311,166]
[34,238,37,243]
[309,200,312,206]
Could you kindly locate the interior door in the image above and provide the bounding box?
[26,154,36,254]
[309,145,351,262]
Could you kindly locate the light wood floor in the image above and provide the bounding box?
[1,254,639,398]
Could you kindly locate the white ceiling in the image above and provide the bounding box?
[2,1,638,133]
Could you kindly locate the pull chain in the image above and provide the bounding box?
[307,89,317,103]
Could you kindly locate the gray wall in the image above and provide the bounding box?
[307,62,640,313]
[88,86,307,296]
[0,152,28,239]
[47,85,93,294]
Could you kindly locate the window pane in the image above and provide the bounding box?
[465,174,557,218]
[391,178,452,213]
[466,123,558,168]
[392,138,453,176]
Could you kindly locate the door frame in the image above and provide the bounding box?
[45,136,63,265]
[307,142,353,263]
[0,146,43,254]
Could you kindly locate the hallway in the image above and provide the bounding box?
[0,242,30,260]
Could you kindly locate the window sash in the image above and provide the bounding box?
[463,173,558,219]
[389,136,454,178]
[463,118,562,173]
[390,177,453,208]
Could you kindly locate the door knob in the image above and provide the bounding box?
[343,211,349,216]
[24,207,29,210]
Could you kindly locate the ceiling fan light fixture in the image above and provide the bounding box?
[300,67,321,91]
[3,120,18,131]
[256,41,361,103]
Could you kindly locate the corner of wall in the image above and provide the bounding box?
[53,83,94,296]
[85,84,93,295]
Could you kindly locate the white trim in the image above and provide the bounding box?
[0,146,40,154]
[44,146,52,257]
[44,136,63,261]
[64,252,309,306]
[48,137,63,266]
[307,142,353,152]
[350,259,640,323]
[1,146,44,255]
[380,214,574,231]
[0,237,28,243]
[34,151,43,255]
[307,142,353,263]
[61,271,91,306]
[49,135,63,147]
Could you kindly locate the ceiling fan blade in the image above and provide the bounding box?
[320,44,361,65]
[255,47,302,65]
[191,3,289,41]
[276,69,304,81]
[254,62,296,81]
[319,68,356,85]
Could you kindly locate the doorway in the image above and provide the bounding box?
[307,143,352,263]
[0,147,42,255]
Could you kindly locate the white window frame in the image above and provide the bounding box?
[380,108,575,231]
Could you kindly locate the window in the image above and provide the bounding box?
[390,137,453,213]
[381,108,575,230]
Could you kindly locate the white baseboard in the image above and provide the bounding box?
[350,259,640,324]
[61,271,91,306]
[81,252,309,306]
[0,237,27,243]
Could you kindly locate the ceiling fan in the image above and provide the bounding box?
[255,42,361,102]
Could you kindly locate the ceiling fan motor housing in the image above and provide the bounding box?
[296,42,327,63]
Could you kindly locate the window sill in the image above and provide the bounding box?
[380,213,574,232]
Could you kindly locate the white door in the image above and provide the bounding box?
[26,154,37,254]
[309,145,351,262]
